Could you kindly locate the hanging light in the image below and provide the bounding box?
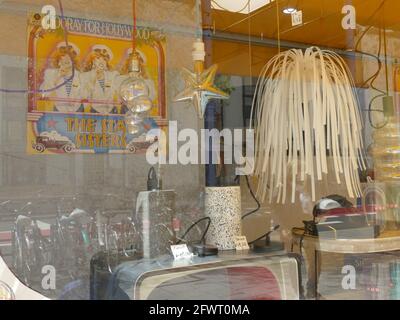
[251,47,365,204]
[119,52,152,113]
[120,0,152,132]
[130,94,153,114]
[125,110,144,135]
[282,7,297,14]
[211,0,273,14]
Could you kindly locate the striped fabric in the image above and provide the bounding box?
[98,79,105,92]
[64,77,73,96]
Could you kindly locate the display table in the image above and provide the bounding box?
[291,228,400,299]
[90,250,302,300]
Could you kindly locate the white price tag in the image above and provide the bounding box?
[170,244,193,260]
[291,10,303,26]
[235,236,250,251]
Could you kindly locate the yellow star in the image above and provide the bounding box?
[174,64,229,119]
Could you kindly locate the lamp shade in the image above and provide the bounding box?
[211,0,272,14]
[205,186,242,250]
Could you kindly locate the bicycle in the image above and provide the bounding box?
[11,202,50,286]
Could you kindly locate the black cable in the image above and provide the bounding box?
[354,0,386,50]
[366,27,388,129]
[241,175,261,220]
[368,93,388,129]
[248,224,280,245]
[354,4,389,130]
[176,217,211,245]
[238,77,262,221]
[356,28,382,94]
[200,218,211,243]
[369,27,384,95]
[248,232,270,245]
[356,50,385,96]
[356,35,386,129]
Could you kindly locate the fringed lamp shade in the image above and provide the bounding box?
[251,47,365,204]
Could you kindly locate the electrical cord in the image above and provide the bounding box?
[248,224,280,245]
[354,0,386,51]
[357,28,383,93]
[237,175,278,245]
[356,51,386,96]
[354,1,389,129]
[237,72,263,221]
[368,93,388,129]
[132,0,137,51]
[176,217,211,245]
[369,28,384,94]
[356,28,387,129]
[241,175,261,220]
[366,27,388,129]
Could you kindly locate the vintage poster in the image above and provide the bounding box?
[27,14,166,154]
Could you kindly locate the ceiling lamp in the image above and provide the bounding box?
[251,47,365,204]
[282,7,297,14]
[211,0,274,14]
[120,0,153,135]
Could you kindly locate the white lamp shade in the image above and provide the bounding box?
[205,186,242,250]
[211,0,273,13]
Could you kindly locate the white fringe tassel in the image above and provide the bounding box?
[250,47,365,204]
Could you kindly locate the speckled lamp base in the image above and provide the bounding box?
[205,186,242,250]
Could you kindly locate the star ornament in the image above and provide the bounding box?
[174,64,229,119]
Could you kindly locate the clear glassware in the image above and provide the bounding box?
[119,76,150,107]
[371,118,400,181]
[125,111,144,135]
[131,95,152,113]
[370,116,400,229]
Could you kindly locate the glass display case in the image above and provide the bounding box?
[1,0,400,302]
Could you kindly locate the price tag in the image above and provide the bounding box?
[235,236,250,251]
[291,10,303,26]
[170,244,193,260]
